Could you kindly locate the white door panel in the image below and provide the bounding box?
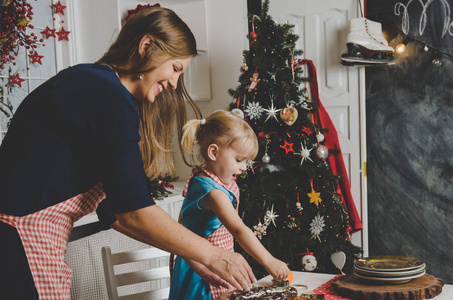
[269,0,366,251]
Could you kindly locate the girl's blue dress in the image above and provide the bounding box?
[169,176,236,300]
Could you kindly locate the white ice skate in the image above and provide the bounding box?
[341,17,395,66]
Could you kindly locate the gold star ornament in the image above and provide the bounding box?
[307,188,322,206]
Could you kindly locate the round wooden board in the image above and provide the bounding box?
[332,273,443,300]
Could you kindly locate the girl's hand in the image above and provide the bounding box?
[265,258,290,281]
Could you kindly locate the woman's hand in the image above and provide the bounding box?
[185,258,230,288]
[205,248,256,291]
[265,258,290,281]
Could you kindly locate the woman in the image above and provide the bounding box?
[0,7,255,299]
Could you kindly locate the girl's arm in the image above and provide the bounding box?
[201,189,289,281]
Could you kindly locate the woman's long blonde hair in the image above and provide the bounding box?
[97,6,201,179]
[181,110,259,166]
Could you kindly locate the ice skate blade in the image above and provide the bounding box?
[341,52,394,64]
[341,58,396,67]
[346,43,394,60]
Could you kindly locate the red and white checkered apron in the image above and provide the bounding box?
[0,182,105,299]
[183,166,240,300]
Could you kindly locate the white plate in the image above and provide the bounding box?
[355,256,425,272]
[354,265,425,277]
[353,269,426,284]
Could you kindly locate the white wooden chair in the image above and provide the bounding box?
[101,246,171,300]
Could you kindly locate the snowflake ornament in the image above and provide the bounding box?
[253,220,268,239]
[246,160,257,174]
[310,213,325,242]
[294,141,313,165]
[264,204,279,227]
[244,101,264,120]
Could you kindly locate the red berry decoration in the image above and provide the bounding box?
[250,31,257,39]
[0,0,42,69]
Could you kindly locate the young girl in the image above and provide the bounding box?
[169,110,289,300]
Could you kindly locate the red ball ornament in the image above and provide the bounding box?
[250,31,257,39]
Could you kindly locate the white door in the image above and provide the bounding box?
[268,0,367,253]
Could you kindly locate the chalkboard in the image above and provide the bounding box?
[366,0,453,284]
[368,0,453,55]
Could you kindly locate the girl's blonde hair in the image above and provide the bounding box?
[96,6,201,179]
[181,110,259,165]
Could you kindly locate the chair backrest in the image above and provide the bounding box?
[101,246,171,300]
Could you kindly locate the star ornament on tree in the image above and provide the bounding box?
[263,101,281,122]
[280,140,294,154]
[307,188,322,206]
[264,204,279,227]
[9,73,25,87]
[301,126,313,135]
[53,1,67,15]
[56,27,70,41]
[294,142,313,165]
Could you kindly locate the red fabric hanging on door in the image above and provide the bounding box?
[299,59,363,232]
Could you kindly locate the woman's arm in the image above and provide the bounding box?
[114,205,256,290]
[201,189,289,281]
[113,211,229,289]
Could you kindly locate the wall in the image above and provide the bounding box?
[173,0,249,180]
[366,0,453,284]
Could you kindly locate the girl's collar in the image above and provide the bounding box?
[183,166,240,205]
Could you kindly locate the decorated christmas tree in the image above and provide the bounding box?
[229,0,362,278]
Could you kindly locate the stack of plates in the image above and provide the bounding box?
[354,256,426,284]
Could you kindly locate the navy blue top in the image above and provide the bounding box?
[0,64,155,223]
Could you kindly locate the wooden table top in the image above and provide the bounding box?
[257,271,453,299]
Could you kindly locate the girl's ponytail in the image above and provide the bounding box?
[181,119,204,165]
